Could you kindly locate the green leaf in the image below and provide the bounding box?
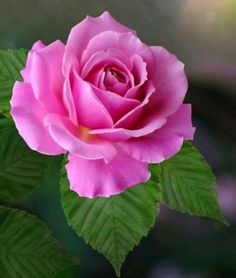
[156,141,227,224]
[0,205,78,277]
[54,265,77,278]
[0,49,28,117]
[0,127,52,204]
[0,115,14,129]
[60,165,161,276]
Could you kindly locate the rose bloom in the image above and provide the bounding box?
[11,12,195,198]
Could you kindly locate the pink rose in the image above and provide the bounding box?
[10,12,195,198]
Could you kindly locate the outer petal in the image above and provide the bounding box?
[118,104,195,163]
[45,114,117,161]
[66,151,150,198]
[30,40,67,115]
[66,11,136,62]
[90,113,166,142]
[21,40,45,82]
[63,74,78,126]
[10,82,65,155]
[150,46,188,117]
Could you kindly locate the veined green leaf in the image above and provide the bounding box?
[0,49,28,117]
[60,165,161,276]
[0,206,78,277]
[156,141,227,224]
[0,128,52,204]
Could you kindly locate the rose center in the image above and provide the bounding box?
[100,67,130,96]
[104,68,127,86]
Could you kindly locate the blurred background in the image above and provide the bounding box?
[1,0,236,277]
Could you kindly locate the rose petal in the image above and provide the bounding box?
[71,71,113,129]
[81,51,134,93]
[90,81,166,141]
[125,55,147,99]
[81,49,133,79]
[30,40,67,115]
[66,11,136,61]
[81,31,154,73]
[114,81,155,128]
[10,82,65,155]
[63,75,78,125]
[66,151,150,198]
[92,86,140,123]
[21,40,45,82]
[101,68,129,94]
[108,82,129,96]
[90,114,166,142]
[118,104,195,163]
[45,114,117,161]
[62,52,79,77]
[150,46,188,117]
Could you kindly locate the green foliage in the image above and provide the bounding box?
[156,141,227,224]
[0,115,14,128]
[0,49,28,117]
[0,206,78,277]
[60,165,161,276]
[0,128,52,204]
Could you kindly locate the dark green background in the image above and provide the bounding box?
[1,1,236,277]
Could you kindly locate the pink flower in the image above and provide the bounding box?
[10,12,195,198]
